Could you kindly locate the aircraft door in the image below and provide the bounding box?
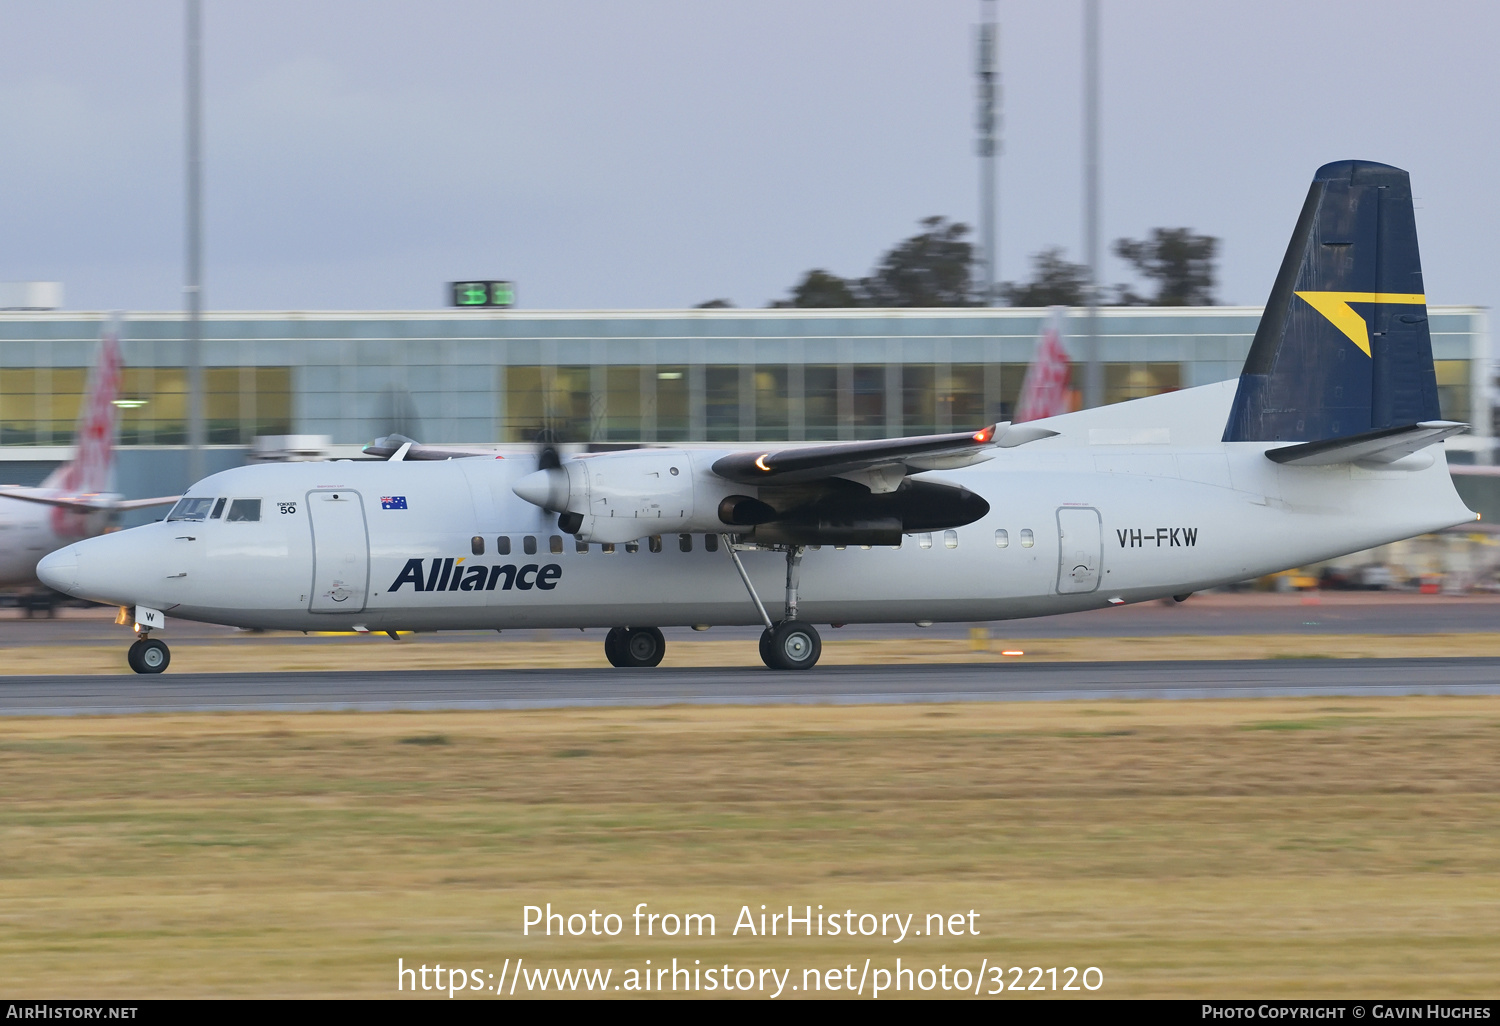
[308,490,370,612]
[1056,507,1102,594]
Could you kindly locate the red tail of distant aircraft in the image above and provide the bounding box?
[0,316,177,588]
[1013,307,1072,423]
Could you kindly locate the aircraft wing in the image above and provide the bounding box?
[1265,421,1467,466]
[0,487,179,514]
[710,422,1057,492]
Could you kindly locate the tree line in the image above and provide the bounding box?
[696,217,1219,309]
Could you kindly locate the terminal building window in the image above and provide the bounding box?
[802,365,840,440]
[495,358,1186,445]
[1435,360,1471,424]
[851,365,886,439]
[502,366,591,443]
[755,367,789,440]
[655,366,691,442]
[604,366,641,442]
[946,364,988,430]
[903,365,937,435]
[0,366,291,446]
[704,366,741,442]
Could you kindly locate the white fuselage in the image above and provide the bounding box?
[39,382,1476,632]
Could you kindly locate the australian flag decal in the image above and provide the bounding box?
[381,496,408,510]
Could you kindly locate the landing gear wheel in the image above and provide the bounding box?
[758,626,773,666]
[127,637,170,674]
[618,626,665,668]
[604,627,628,667]
[762,621,821,671]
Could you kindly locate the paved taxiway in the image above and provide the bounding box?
[4,657,1499,715]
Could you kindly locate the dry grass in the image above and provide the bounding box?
[1,697,1498,997]
[8,631,1500,674]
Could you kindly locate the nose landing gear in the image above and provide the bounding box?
[127,636,170,674]
[117,604,170,674]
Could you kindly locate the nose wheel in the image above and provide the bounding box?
[759,620,821,671]
[604,626,666,667]
[127,637,171,674]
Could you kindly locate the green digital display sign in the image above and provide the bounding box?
[451,281,515,308]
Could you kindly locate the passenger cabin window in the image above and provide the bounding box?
[679,534,693,552]
[918,533,933,550]
[167,497,214,522]
[575,538,589,553]
[210,498,226,519]
[523,536,537,555]
[944,530,959,549]
[497,537,511,556]
[549,535,563,554]
[649,535,662,553]
[704,534,718,553]
[471,536,485,555]
[995,529,1009,548]
[1020,529,1035,548]
[602,542,616,554]
[226,499,261,522]
[624,540,639,554]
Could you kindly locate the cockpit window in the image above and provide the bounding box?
[167,497,215,522]
[210,498,227,519]
[226,499,262,522]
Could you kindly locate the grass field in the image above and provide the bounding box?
[9,631,1500,674]
[2,697,1498,998]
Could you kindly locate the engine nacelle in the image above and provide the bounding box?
[512,449,741,544]
[512,448,990,545]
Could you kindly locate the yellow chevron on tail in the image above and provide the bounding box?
[1294,291,1427,357]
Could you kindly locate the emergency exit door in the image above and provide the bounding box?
[308,490,369,612]
[1056,507,1102,594]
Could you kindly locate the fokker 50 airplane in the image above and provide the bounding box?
[39,161,1476,674]
[0,318,176,600]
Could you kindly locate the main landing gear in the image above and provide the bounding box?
[727,536,823,671]
[604,626,666,667]
[758,619,822,671]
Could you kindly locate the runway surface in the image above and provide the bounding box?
[4,658,1500,715]
[5,591,1500,646]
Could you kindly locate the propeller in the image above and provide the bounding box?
[526,428,579,532]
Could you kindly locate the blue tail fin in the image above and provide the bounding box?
[1222,160,1440,442]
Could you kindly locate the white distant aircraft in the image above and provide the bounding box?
[0,318,176,603]
[39,162,1476,673]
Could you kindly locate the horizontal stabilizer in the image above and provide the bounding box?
[0,487,179,514]
[1265,421,1466,466]
[711,423,1055,489]
[363,434,504,461]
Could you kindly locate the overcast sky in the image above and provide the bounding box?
[1,1,1496,314]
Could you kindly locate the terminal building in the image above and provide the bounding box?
[0,305,1488,507]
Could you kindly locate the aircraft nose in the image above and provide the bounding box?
[37,546,78,594]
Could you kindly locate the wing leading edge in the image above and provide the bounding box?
[711,421,1057,492]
